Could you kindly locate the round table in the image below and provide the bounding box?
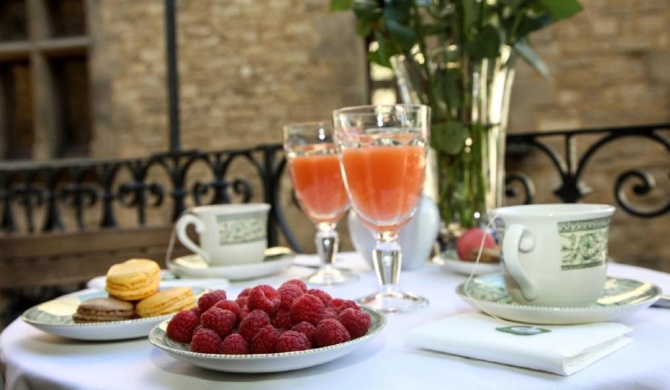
[2,252,669,390]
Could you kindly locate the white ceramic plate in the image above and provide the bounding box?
[87,271,230,290]
[456,274,661,325]
[167,252,294,281]
[149,307,386,373]
[440,250,501,276]
[21,289,204,341]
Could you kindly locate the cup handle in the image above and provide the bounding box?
[175,214,211,263]
[502,224,538,301]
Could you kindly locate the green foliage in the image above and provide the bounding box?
[331,0,583,75]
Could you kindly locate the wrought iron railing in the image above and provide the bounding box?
[2,124,668,242]
[0,143,302,249]
[505,123,669,218]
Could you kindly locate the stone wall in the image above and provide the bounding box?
[85,0,669,268]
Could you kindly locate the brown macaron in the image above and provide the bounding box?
[135,287,196,318]
[73,297,136,323]
[106,259,161,301]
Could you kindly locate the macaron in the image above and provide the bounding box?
[73,297,136,323]
[135,287,196,318]
[106,259,161,301]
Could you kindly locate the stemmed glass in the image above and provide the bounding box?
[333,104,430,313]
[283,121,358,286]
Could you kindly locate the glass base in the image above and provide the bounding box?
[303,266,358,286]
[356,288,428,314]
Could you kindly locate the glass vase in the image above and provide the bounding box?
[391,46,516,251]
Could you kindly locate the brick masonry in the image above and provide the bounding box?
[85,0,668,270]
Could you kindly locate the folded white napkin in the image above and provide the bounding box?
[405,312,632,376]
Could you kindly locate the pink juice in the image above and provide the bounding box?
[341,145,426,233]
[289,153,349,224]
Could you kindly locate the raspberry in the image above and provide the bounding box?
[291,321,316,344]
[280,279,307,293]
[271,309,293,330]
[237,309,271,341]
[250,324,279,354]
[315,318,350,347]
[201,307,237,337]
[198,289,227,312]
[166,310,199,343]
[323,307,338,320]
[190,306,203,319]
[235,287,252,307]
[238,305,250,321]
[220,333,249,355]
[290,294,325,326]
[330,298,359,313]
[307,289,332,306]
[190,327,222,354]
[338,308,371,339]
[213,300,241,319]
[278,285,303,310]
[275,330,312,353]
[247,284,281,315]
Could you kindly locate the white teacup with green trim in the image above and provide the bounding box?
[175,203,270,266]
[491,204,616,307]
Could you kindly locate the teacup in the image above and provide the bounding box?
[175,203,270,266]
[491,203,615,307]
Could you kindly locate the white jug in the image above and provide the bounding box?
[348,196,440,271]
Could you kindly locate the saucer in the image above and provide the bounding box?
[440,250,501,276]
[456,274,661,325]
[167,252,294,281]
[87,271,230,290]
[21,289,205,341]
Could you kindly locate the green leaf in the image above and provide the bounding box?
[499,0,524,11]
[462,0,479,32]
[387,19,418,50]
[513,14,552,38]
[514,39,549,78]
[383,0,412,24]
[432,121,468,156]
[355,18,373,36]
[329,0,353,12]
[465,25,501,60]
[536,0,583,20]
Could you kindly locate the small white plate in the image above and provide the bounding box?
[87,271,230,290]
[456,274,661,325]
[149,307,385,373]
[21,289,204,341]
[440,250,501,276]
[167,252,294,281]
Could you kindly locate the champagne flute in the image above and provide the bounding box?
[333,104,430,313]
[283,121,358,285]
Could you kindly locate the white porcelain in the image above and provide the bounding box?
[148,307,386,373]
[167,252,294,281]
[21,289,204,341]
[491,203,615,307]
[456,274,660,325]
[348,196,440,271]
[440,250,502,276]
[176,203,270,266]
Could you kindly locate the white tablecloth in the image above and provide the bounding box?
[2,252,669,390]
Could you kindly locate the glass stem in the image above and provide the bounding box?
[373,232,401,292]
[316,223,338,267]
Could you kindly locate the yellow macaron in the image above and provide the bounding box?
[135,287,196,318]
[105,259,161,301]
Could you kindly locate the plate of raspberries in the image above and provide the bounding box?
[148,279,386,373]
